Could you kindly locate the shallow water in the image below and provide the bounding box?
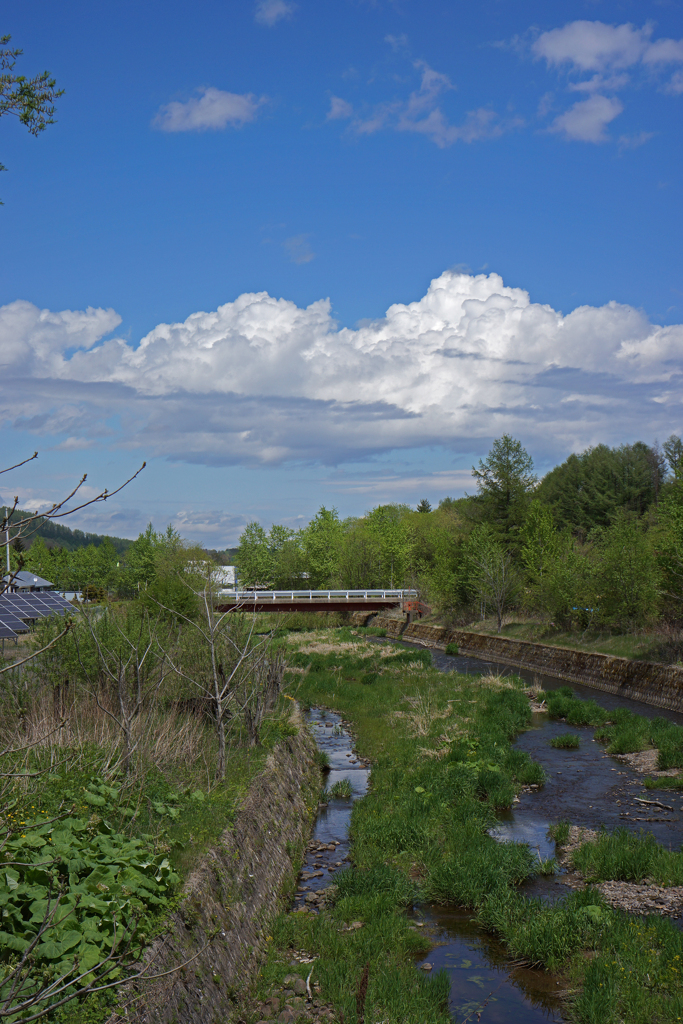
[298,706,565,1021]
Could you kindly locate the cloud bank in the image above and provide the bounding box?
[1,271,682,468]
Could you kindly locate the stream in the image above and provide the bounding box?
[294,646,683,1022]
[296,708,565,1022]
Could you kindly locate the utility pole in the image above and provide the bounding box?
[3,506,9,575]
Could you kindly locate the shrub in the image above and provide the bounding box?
[445,642,459,656]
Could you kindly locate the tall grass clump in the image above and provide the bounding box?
[546,687,609,727]
[551,733,580,749]
[572,829,683,886]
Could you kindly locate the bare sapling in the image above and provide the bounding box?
[243,650,286,746]
[72,606,174,775]
[152,565,285,777]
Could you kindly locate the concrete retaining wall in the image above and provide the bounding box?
[401,622,683,714]
[123,710,319,1024]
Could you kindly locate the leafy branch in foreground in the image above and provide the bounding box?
[0,35,64,202]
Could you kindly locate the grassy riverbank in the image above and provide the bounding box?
[0,603,297,1023]
[252,626,683,1024]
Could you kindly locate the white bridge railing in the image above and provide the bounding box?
[217,589,418,601]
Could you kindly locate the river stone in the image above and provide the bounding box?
[421,962,433,971]
[293,978,307,995]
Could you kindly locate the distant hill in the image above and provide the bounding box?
[5,509,133,555]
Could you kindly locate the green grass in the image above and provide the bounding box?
[1,698,298,1024]
[259,627,683,1024]
[544,687,610,727]
[548,821,571,845]
[572,828,683,886]
[644,776,683,791]
[551,733,581,749]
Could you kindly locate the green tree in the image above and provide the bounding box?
[538,442,659,533]
[520,499,561,599]
[408,504,469,614]
[236,521,305,588]
[591,512,659,628]
[366,504,412,588]
[471,435,537,548]
[301,506,342,587]
[416,498,432,513]
[1,35,63,199]
[335,518,378,589]
[655,490,683,612]
[663,434,683,479]
[465,524,520,632]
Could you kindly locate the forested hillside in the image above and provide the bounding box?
[3,508,133,554]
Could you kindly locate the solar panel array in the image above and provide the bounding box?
[0,591,72,641]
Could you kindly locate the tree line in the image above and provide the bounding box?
[235,434,683,632]
[9,434,683,633]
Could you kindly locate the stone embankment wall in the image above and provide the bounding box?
[398,622,683,714]
[123,710,319,1024]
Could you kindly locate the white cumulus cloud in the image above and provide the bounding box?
[533,21,653,72]
[1,271,682,469]
[153,87,266,132]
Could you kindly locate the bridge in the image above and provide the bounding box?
[215,588,426,616]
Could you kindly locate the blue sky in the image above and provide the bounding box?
[1,0,682,546]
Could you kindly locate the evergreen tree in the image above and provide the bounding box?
[538,442,658,532]
[470,435,536,548]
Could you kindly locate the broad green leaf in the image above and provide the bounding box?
[83,792,106,807]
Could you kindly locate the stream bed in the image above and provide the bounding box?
[294,643,683,1021]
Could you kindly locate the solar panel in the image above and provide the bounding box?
[0,614,29,631]
[45,595,72,609]
[24,596,54,613]
[0,622,18,640]
[9,601,36,618]
[0,592,72,623]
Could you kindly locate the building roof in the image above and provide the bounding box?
[2,571,54,590]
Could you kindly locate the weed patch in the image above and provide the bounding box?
[551,733,581,749]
